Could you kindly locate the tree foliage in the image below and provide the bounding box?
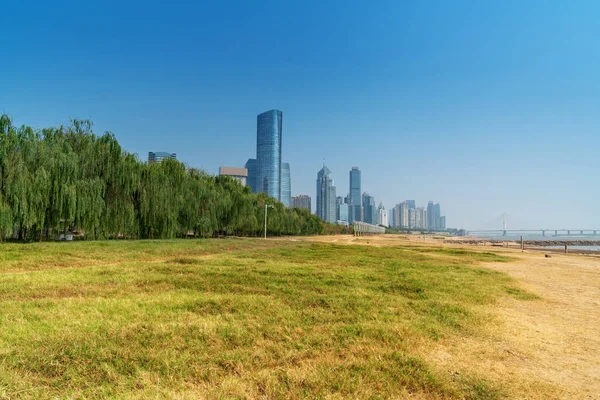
[0,115,324,241]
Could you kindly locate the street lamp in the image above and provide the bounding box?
[264,204,274,239]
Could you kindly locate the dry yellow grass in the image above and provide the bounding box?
[3,235,595,398]
[300,234,600,399]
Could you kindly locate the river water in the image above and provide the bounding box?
[467,233,600,251]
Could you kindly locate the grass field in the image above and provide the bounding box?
[0,238,537,399]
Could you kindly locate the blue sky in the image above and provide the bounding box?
[1,0,599,229]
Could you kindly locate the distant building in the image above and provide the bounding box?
[362,192,376,224]
[377,203,388,227]
[219,167,248,186]
[281,162,291,207]
[148,152,176,164]
[391,202,409,228]
[338,202,349,223]
[409,207,426,229]
[316,164,336,223]
[427,201,435,228]
[399,202,409,228]
[406,200,416,209]
[336,196,343,221]
[391,204,399,228]
[291,195,311,212]
[245,159,258,193]
[349,167,362,223]
[427,201,445,230]
[256,109,283,201]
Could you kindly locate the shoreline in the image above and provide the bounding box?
[445,238,600,255]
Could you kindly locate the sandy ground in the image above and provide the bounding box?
[292,234,600,399]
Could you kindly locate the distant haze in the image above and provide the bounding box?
[1,1,598,229]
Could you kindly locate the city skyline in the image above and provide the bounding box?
[3,1,598,229]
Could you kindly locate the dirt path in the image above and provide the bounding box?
[295,235,600,398]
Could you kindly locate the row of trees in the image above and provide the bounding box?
[0,115,325,241]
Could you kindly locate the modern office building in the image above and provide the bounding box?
[245,159,258,193]
[316,164,337,223]
[148,152,176,164]
[406,200,416,209]
[281,162,291,207]
[349,167,362,223]
[291,195,311,212]
[335,197,343,221]
[219,167,248,186]
[256,109,283,201]
[362,192,376,225]
[338,203,349,223]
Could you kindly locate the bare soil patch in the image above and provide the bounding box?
[297,234,600,398]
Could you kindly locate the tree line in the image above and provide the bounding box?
[0,115,325,241]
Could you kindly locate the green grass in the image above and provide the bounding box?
[0,239,534,399]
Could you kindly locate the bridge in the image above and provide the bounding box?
[467,229,600,237]
[468,214,600,237]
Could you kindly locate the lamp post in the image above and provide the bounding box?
[264,204,274,239]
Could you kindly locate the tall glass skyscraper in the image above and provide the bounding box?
[316,164,336,223]
[245,158,258,193]
[256,110,283,201]
[349,167,362,223]
[281,162,291,207]
[362,192,376,224]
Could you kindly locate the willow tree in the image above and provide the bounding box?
[0,114,325,241]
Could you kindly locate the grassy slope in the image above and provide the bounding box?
[0,239,534,399]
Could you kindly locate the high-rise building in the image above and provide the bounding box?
[245,159,258,193]
[336,196,343,221]
[400,202,409,228]
[406,200,416,209]
[427,201,435,229]
[427,201,444,230]
[256,109,283,201]
[362,192,376,224]
[377,203,388,227]
[408,207,427,229]
[391,204,399,228]
[148,152,176,164]
[349,167,362,223]
[281,162,291,207]
[434,203,441,229]
[338,203,349,223]
[291,195,311,212]
[316,164,336,223]
[219,167,248,186]
[440,216,446,230]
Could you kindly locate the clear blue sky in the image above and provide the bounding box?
[1,0,599,229]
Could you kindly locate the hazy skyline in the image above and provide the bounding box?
[2,0,599,229]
